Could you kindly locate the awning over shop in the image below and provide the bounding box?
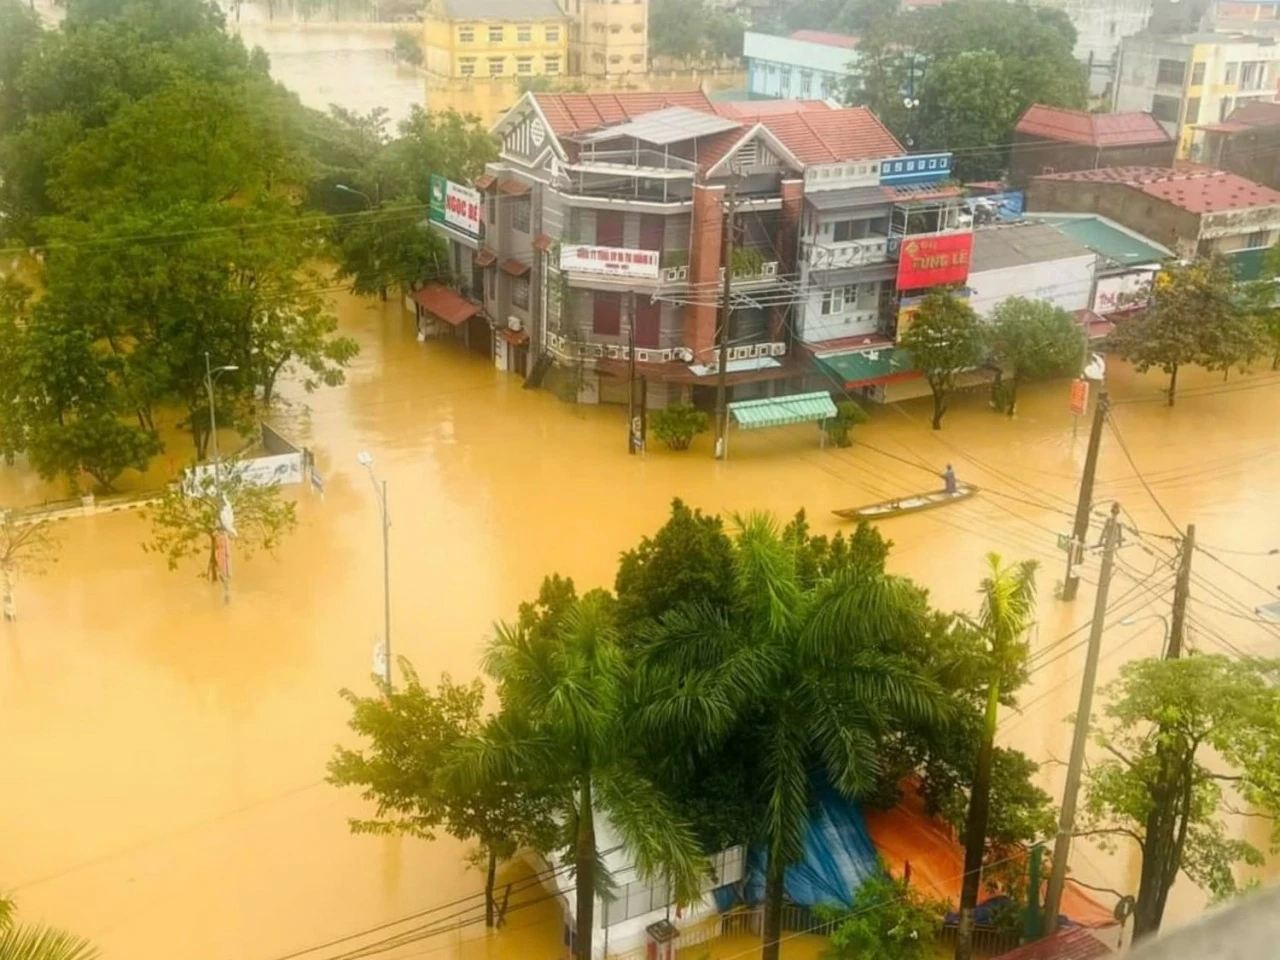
[413,284,480,327]
[475,248,498,267]
[533,233,554,252]
[499,179,531,196]
[728,391,838,430]
[815,347,917,389]
[475,174,496,191]
[500,259,531,277]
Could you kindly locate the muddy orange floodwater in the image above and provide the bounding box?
[3,290,1280,960]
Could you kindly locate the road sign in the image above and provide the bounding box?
[1057,533,1073,553]
[311,469,325,495]
[1069,378,1089,417]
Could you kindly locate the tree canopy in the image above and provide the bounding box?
[988,297,1087,415]
[649,0,746,62]
[897,290,987,429]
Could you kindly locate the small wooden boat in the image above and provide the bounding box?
[833,484,979,521]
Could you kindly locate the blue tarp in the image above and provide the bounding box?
[736,777,882,910]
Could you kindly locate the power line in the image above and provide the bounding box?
[1104,408,1182,536]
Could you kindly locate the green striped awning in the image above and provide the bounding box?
[728,391,837,430]
[815,347,916,388]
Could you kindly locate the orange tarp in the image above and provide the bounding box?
[863,787,1116,929]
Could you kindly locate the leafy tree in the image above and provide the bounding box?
[0,278,32,464]
[143,459,298,581]
[329,663,560,926]
[392,30,423,66]
[1251,245,1280,369]
[823,398,868,447]
[650,402,710,451]
[449,576,706,960]
[376,107,497,202]
[821,872,945,960]
[1082,654,1280,938]
[915,52,1019,182]
[0,511,59,622]
[26,411,162,493]
[650,0,744,62]
[0,895,98,960]
[988,297,1087,416]
[631,514,946,960]
[897,290,987,429]
[1108,258,1261,406]
[334,198,450,300]
[955,555,1039,960]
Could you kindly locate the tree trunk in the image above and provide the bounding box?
[1133,741,1190,939]
[484,848,497,928]
[955,679,1001,960]
[574,779,595,960]
[207,533,220,582]
[989,369,1003,410]
[762,851,785,960]
[1167,365,1179,407]
[1006,376,1020,418]
[1,566,15,622]
[930,386,946,430]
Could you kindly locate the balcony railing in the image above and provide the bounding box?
[575,147,699,174]
[804,237,890,270]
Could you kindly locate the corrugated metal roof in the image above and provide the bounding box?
[578,106,741,146]
[815,347,917,387]
[728,391,837,429]
[534,91,716,136]
[1034,166,1280,215]
[1016,104,1171,148]
[970,222,1096,273]
[806,185,892,210]
[989,928,1111,960]
[443,0,564,19]
[1036,214,1171,267]
[789,29,859,48]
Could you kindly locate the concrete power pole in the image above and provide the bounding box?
[1064,392,1110,601]
[713,178,739,461]
[1045,502,1123,933]
[1167,524,1196,659]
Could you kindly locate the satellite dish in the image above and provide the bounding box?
[1084,353,1107,382]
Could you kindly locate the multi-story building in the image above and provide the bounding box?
[1010,104,1175,186]
[423,0,569,82]
[422,91,979,411]
[1027,165,1280,274]
[742,30,859,102]
[1112,31,1280,157]
[1032,0,1157,97]
[1193,98,1280,188]
[561,0,649,77]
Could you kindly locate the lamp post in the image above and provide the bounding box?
[1120,614,1172,656]
[335,183,375,209]
[204,353,239,604]
[357,451,392,689]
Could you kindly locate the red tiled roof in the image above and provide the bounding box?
[989,928,1111,960]
[533,91,715,135]
[1196,120,1252,134]
[1228,99,1280,127]
[714,99,834,119]
[474,174,496,190]
[758,108,904,164]
[499,259,531,277]
[499,179,530,196]
[1032,166,1280,214]
[532,233,554,252]
[789,28,859,48]
[1016,104,1171,148]
[413,285,480,327]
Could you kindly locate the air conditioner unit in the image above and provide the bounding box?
[606,344,622,359]
[507,316,523,331]
[636,349,653,363]
[589,344,605,358]
[657,349,673,363]
[676,347,694,362]
[753,343,769,358]
[762,262,778,277]
[730,346,749,361]
[770,343,787,356]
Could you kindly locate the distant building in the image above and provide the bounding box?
[1027,166,1280,273]
[1011,104,1175,186]
[423,0,570,82]
[1112,31,1280,158]
[561,0,649,77]
[742,30,859,102]
[965,221,1098,317]
[1038,212,1172,316]
[1032,0,1156,97]
[1193,98,1280,188]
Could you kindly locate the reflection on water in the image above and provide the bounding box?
[3,289,1280,959]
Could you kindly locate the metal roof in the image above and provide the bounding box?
[805,185,892,211]
[970,222,1095,274]
[443,0,564,19]
[579,106,742,146]
[728,391,837,429]
[814,347,917,388]
[1036,214,1171,268]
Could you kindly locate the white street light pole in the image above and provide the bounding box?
[204,353,239,604]
[357,452,392,690]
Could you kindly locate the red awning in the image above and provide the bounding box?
[989,929,1111,960]
[499,328,530,346]
[533,233,554,252]
[474,174,496,190]
[413,284,480,327]
[475,248,498,267]
[500,259,531,277]
[499,179,531,196]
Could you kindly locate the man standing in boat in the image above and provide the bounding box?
[943,464,958,495]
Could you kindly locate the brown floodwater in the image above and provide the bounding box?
[3,289,1280,960]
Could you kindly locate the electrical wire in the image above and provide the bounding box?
[1103,408,1182,536]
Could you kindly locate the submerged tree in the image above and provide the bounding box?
[329,664,559,926]
[0,511,59,622]
[987,297,1086,416]
[1082,654,1280,938]
[898,289,986,429]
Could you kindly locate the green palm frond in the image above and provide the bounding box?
[730,512,803,640]
[483,620,561,715]
[763,713,812,868]
[977,553,1039,660]
[0,923,99,960]
[799,572,927,665]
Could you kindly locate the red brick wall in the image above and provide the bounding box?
[687,184,725,362]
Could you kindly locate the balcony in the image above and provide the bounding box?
[571,147,700,175]
[804,237,890,271]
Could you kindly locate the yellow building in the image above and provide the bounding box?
[564,0,650,76]
[423,0,569,82]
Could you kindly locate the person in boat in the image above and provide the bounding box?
[943,464,957,495]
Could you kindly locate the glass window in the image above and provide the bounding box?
[512,196,531,233]
[517,56,533,75]
[517,25,531,42]
[489,25,503,43]
[545,56,561,74]
[546,26,560,42]
[459,57,476,77]
[833,220,853,242]
[1157,58,1187,86]
[1246,229,1269,248]
[512,275,530,309]
[1191,62,1206,85]
[459,26,474,43]
[1242,60,1267,90]
[1226,63,1239,84]
[799,70,811,98]
[488,57,504,76]
[609,54,622,63]
[821,287,845,315]
[1151,95,1181,123]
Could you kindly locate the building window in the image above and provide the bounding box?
[799,70,812,98]
[821,287,845,315]
[1157,58,1186,86]
[489,25,504,43]
[631,21,643,31]
[1190,61,1206,85]
[517,56,533,75]
[545,56,561,74]
[610,22,622,32]
[487,195,496,224]
[1241,60,1267,90]
[517,25,531,42]
[1226,63,1239,85]
[488,268,496,301]
[459,26,474,43]
[609,53,622,63]
[546,26,560,42]
[779,66,791,95]
[512,275,530,309]
[822,75,834,98]
[630,53,643,63]
[1246,229,1269,248]
[593,291,621,335]
[512,195,531,233]
[1184,96,1201,123]
[1151,94,1181,124]
[488,57,504,76]
[832,219,871,242]
[459,57,476,77]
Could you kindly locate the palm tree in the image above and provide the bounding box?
[954,554,1038,960]
[449,581,706,960]
[631,515,947,960]
[0,897,98,960]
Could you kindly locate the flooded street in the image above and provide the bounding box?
[3,287,1280,959]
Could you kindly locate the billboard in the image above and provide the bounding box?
[429,174,482,238]
[184,454,304,496]
[879,153,953,186]
[1092,269,1157,314]
[896,233,974,291]
[559,244,660,280]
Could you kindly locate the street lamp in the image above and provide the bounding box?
[204,353,239,604]
[335,183,374,209]
[1120,614,1172,656]
[357,451,392,689]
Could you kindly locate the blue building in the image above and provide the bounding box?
[742,30,860,103]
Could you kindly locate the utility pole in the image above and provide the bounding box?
[627,297,637,455]
[1167,524,1196,659]
[1063,391,1110,601]
[713,178,738,461]
[1045,502,1122,934]
[204,352,239,606]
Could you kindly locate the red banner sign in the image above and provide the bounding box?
[896,233,974,291]
[1069,378,1089,416]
